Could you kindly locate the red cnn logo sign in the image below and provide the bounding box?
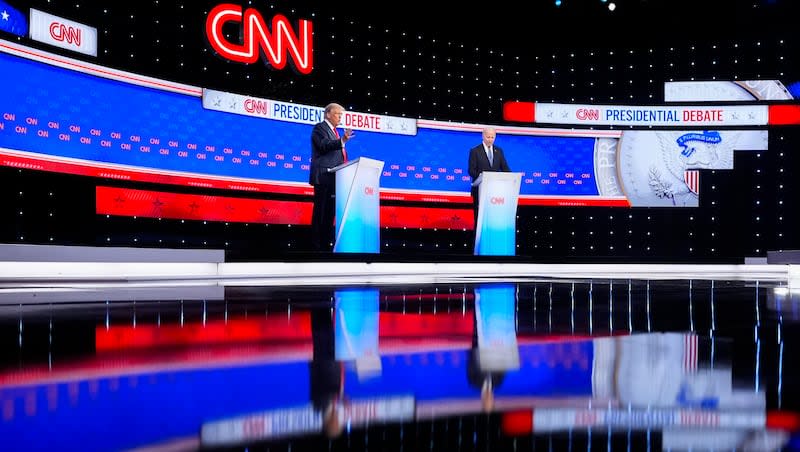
[206,3,313,74]
[50,22,81,46]
[490,197,505,205]
[364,186,375,196]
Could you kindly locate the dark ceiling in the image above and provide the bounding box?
[322,0,800,50]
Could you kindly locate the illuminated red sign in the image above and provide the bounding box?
[205,3,313,74]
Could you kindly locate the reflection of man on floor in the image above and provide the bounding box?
[309,305,344,438]
[467,309,507,413]
[467,284,519,412]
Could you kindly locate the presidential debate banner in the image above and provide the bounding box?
[533,103,769,127]
[203,89,417,136]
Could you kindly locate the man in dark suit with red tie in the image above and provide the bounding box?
[468,127,511,226]
[310,103,354,251]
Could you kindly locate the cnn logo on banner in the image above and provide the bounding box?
[576,108,600,121]
[29,9,97,57]
[205,3,313,74]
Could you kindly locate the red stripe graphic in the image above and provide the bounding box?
[684,170,699,195]
[92,311,472,358]
[96,186,312,225]
[683,334,698,372]
[96,187,475,229]
[519,197,630,207]
[381,205,473,229]
[96,314,313,351]
[503,101,536,123]
[768,104,800,125]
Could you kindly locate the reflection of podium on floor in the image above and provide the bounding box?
[473,172,523,256]
[331,157,385,253]
[335,288,382,380]
[475,284,520,371]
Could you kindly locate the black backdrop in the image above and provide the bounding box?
[1,0,798,262]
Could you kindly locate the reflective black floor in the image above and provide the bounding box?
[1,279,799,451]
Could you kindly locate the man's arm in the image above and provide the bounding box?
[311,123,343,155]
[468,146,480,180]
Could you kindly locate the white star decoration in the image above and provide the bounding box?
[1,10,10,21]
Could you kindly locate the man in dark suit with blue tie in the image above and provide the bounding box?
[468,127,511,226]
[310,103,354,251]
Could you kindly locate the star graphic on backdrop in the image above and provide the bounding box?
[1,11,10,21]
[212,96,222,107]
[258,207,270,218]
[224,204,235,212]
[188,202,200,212]
[114,195,126,205]
[152,198,164,210]
[228,100,237,110]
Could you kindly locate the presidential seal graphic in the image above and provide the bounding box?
[617,130,739,207]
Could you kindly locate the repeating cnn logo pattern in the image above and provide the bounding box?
[205,3,313,74]
[49,22,81,46]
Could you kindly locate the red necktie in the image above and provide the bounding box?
[334,128,347,162]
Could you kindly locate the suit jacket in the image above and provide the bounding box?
[468,144,511,196]
[309,121,345,186]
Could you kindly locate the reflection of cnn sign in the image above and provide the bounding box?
[364,186,375,196]
[490,197,505,205]
[205,3,313,74]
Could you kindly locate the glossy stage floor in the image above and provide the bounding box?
[1,245,799,451]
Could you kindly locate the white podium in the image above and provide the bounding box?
[473,172,523,256]
[331,157,385,253]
